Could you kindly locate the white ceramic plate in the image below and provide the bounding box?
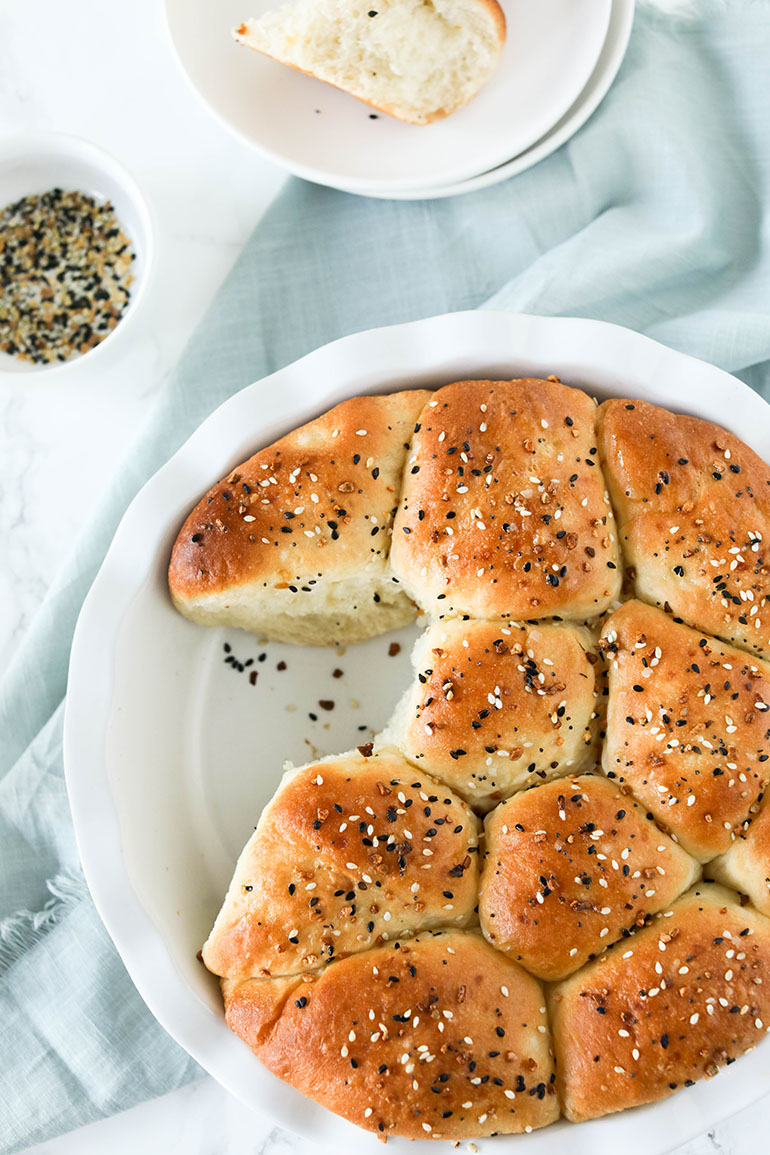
[0,132,154,380]
[355,0,634,201]
[65,313,770,1154]
[164,0,611,195]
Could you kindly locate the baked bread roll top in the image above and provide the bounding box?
[479,773,699,981]
[382,617,598,811]
[169,389,430,644]
[202,749,480,979]
[598,398,770,659]
[710,798,770,917]
[391,378,622,622]
[549,884,770,1121]
[222,930,558,1139]
[601,600,770,860]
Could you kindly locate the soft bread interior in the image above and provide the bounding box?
[172,570,414,645]
[234,0,506,125]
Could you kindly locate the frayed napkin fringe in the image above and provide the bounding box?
[0,872,88,975]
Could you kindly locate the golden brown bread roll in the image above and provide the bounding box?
[710,798,770,916]
[390,379,622,622]
[168,390,431,645]
[234,0,507,127]
[222,930,559,1139]
[382,617,598,811]
[479,773,699,981]
[600,600,770,861]
[203,749,480,979]
[183,379,770,1139]
[597,398,770,659]
[549,883,770,1121]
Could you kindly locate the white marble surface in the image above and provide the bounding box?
[0,0,284,664]
[0,0,764,1152]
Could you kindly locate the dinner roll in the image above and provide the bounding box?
[597,398,770,659]
[390,379,622,622]
[710,799,770,917]
[479,773,699,982]
[169,390,430,645]
[190,379,770,1138]
[233,0,506,127]
[549,883,770,1122]
[600,600,770,861]
[381,618,598,811]
[203,749,480,979]
[222,930,558,1139]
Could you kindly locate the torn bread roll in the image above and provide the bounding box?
[710,798,770,916]
[169,390,429,645]
[549,884,770,1121]
[234,0,506,126]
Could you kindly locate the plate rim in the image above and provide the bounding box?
[64,311,770,1153]
[357,0,635,201]
[162,0,613,195]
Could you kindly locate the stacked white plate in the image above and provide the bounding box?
[166,0,635,199]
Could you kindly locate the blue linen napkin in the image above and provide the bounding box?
[3,2,770,1149]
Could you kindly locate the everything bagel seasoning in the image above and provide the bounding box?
[0,187,135,365]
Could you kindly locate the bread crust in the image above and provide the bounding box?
[168,390,429,643]
[601,600,770,860]
[202,749,480,979]
[387,618,598,810]
[222,930,558,1139]
[391,379,622,622]
[479,773,699,981]
[597,398,770,659]
[549,884,770,1121]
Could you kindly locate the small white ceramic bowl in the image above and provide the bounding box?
[0,131,154,380]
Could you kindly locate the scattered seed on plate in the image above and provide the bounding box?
[0,187,135,364]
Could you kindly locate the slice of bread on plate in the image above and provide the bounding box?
[233,0,506,126]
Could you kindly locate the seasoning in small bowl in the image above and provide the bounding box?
[0,132,153,378]
[1,188,136,365]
